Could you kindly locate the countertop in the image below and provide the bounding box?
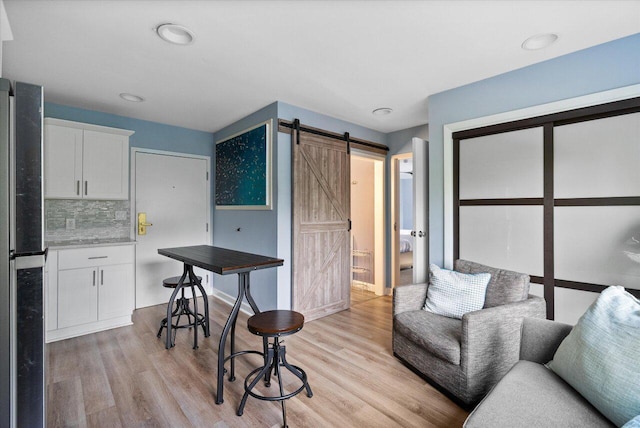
[45,237,137,250]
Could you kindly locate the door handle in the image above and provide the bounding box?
[418,231,426,238]
[138,212,153,235]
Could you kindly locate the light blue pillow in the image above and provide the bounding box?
[622,415,640,428]
[423,264,491,319]
[547,286,640,427]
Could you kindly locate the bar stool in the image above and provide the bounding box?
[157,275,207,349]
[237,310,313,427]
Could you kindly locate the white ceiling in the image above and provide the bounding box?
[2,1,639,134]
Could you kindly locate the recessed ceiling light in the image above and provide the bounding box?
[155,23,195,45]
[372,107,393,116]
[522,33,558,50]
[119,93,145,102]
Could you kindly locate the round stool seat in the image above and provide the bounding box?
[247,310,304,336]
[162,275,202,288]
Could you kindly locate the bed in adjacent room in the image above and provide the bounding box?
[399,230,413,270]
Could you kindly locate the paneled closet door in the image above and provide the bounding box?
[458,127,544,280]
[554,112,640,293]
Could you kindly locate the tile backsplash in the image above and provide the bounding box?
[45,199,131,242]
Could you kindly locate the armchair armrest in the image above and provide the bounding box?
[519,317,573,363]
[462,295,546,348]
[392,283,428,316]
[460,295,546,398]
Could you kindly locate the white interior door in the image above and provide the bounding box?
[133,150,210,309]
[412,138,429,283]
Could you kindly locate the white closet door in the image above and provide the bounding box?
[412,138,428,283]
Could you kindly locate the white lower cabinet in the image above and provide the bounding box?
[98,263,133,320]
[47,244,134,342]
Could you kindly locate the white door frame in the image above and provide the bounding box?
[351,149,386,295]
[130,148,212,295]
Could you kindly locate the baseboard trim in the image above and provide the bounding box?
[46,315,133,343]
[209,288,253,316]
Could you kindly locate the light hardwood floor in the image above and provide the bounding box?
[46,293,468,427]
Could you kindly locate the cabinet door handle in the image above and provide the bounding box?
[88,256,108,260]
[85,181,88,196]
[92,270,96,286]
[101,269,104,285]
[76,180,80,196]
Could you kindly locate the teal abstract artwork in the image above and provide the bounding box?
[215,122,270,209]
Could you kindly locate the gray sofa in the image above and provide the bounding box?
[464,317,614,427]
[392,260,546,407]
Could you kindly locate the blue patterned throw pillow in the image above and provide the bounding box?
[423,264,491,319]
[547,286,640,427]
[622,415,640,428]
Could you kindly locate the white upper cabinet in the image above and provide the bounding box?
[82,130,129,199]
[43,125,83,198]
[44,118,134,200]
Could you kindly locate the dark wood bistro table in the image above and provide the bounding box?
[158,245,284,405]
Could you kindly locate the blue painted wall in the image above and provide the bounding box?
[45,103,214,157]
[278,102,388,143]
[211,102,280,309]
[427,32,640,266]
[386,124,428,156]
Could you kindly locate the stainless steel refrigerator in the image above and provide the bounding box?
[0,78,46,428]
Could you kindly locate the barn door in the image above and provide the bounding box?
[292,128,351,321]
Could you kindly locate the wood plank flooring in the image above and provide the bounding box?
[47,293,468,427]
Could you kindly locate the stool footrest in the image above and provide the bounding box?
[243,364,309,402]
[157,293,208,348]
[223,349,264,364]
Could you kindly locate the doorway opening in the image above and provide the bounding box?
[350,151,385,304]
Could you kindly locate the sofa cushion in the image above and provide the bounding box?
[394,310,462,364]
[424,264,491,319]
[547,286,640,428]
[454,259,530,308]
[464,361,614,428]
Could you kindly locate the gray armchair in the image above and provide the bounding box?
[392,260,546,407]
